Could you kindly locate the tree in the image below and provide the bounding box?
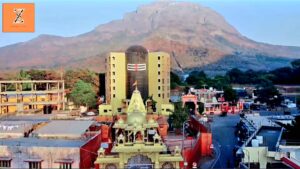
[171,102,188,129]
[291,59,300,69]
[223,86,238,104]
[70,80,97,109]
[16,70,31,90]
[255,80,282,107]
[186,71,207,85]
[227,68,243,84]
[17,70,31,80]
[64,69,99,93]
[170,71,182,89]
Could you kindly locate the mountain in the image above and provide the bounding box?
[0,1,300,73]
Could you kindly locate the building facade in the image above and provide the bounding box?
[0,80,65,115]
[105,46,171,113]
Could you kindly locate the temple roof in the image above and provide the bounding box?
[126,89,146,126]
[127,89,146,115]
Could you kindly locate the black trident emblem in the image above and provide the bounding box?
[13,8,24,24]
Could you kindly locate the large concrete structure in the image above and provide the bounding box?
[105,46,171,113]
[0,80,65,115]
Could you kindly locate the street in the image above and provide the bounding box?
[211,115,240,168]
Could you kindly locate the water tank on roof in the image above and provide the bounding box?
[251,139,259,147]
[256,136,263,144]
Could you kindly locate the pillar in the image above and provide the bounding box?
[62,81,65,110]
[57,82,60,110]
[0,83,2,115]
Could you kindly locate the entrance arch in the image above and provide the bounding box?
[126,154,153,169]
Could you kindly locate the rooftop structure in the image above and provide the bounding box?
[238,114,300,169]
[0,119,101,169]
[0,137,86,147]
[0,120,41,138]
[32,120,94,139]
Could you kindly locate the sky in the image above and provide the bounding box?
[0,0,300,47]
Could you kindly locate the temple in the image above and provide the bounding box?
[95,46,213,169]
[95,87,183,169]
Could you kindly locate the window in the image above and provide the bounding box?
[158,86,161,90]
[112,72,115,76]
[113,86,115,90]
[0,159,11,168]
[113,94,116,98]
[158,56,160,60]
[113,79,115,83]
[112,64,115,68]
[158,71,160,75]
[28,161,41,169]
[158,64,161,67]
[158,79,161,82]
[59,163,72,169]
[158,94,161,97]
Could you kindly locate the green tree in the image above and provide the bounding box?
[17,70,31,80]
[291,59,300,69]
[186,71,207,85]
[171,102,188,129]
[170,71,182,89]
[64,69,99,93]
[70,80,97,108]
[255,80,282,107]
[16,70,31,90]
[223,86,238,104]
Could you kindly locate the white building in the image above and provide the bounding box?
[0,120,99,169]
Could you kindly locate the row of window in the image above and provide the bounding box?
[0,160,72,169]
[157,92,170,99]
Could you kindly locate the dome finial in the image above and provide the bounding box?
[133,80,138,90]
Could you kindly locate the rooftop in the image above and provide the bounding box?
[32,120,94,139]
[0,120,42,138]
[0,137,85,147]
[247,126,282,151]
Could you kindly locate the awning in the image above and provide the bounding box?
[24,159,43,162]
[0,157,12,161]
[54,159,74,163]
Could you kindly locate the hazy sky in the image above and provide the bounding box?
[0,0,300,47]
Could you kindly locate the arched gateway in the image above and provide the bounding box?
[126,154,153,169]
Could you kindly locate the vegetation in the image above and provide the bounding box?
[255,80,283,107]
[170,71,183,89]
[171,102,188,129]
[64,69,99,94]
[226,59,300,85]
[169,59,300,106]
[69,80,97,108]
